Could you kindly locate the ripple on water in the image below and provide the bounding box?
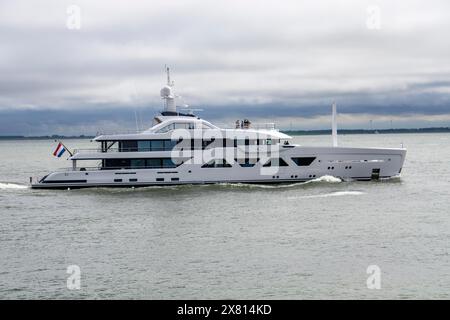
[288,190,366,200]
[0,182,29,190]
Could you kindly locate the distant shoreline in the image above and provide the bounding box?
[285,127,450,136]
[0,135,94,140]
[0,127,449,139]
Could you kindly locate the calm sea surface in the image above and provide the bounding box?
[0,133,449,299]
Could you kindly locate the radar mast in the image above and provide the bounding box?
[160,66,176,113]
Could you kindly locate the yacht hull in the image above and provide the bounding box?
[31,146,406,189]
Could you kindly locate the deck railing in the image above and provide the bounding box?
[219,122,277,130]
[73,147,170,153]
[95,129,143,136]
[95,123,278,135]
[58,165,178,172]
[73,143,282,155]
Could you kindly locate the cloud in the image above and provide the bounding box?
[0,0,450,134]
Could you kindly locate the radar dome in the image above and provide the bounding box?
[160,85,173,98]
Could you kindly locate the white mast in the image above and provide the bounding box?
[332,102,338,147]
[160,66,176,113]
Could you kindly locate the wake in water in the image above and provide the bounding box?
[214,175,342,189]
[291,191,366,199]
[4,175,346,194]
[0,175,347,193]
[73,175,344,193]
[305,175,342,184]
[0,182,29,190]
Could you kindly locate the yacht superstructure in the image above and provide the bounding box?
[31,69,406,189]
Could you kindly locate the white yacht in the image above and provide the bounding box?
[31,69,406,189]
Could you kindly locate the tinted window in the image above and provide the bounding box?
[131,159,146,168]
[202,159,232,168]
[164,140,177,150]
[162,158,176,168]
[150,140,164,150]
[237,158,258,167]
[146,159,162,167]
[263,158,289,167]
[174,123,188,129]
[292,157,316,166]
[156,124,174,133]
[103,158,178,169]
[120,141,137,152]
[104,159,131,168]
[137,141,151,151]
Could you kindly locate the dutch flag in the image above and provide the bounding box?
[53,142,66,158]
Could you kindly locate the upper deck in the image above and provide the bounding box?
[69,115,291,160]
[94,116,290,142]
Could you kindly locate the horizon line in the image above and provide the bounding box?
[0,126,449,139]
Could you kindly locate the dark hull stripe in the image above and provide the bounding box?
[41,179,87,184]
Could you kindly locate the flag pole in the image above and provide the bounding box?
[54,139,73,157]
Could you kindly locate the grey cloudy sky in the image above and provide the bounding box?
[1,0,450,135]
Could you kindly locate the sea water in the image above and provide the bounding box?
[0,133,449,299]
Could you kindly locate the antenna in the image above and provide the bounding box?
[134,110,139,132]
[166,66,170,85]
[331,102,338,147]
[139,109,143,131]
[165,65,174,87]
[130,81,142,132]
